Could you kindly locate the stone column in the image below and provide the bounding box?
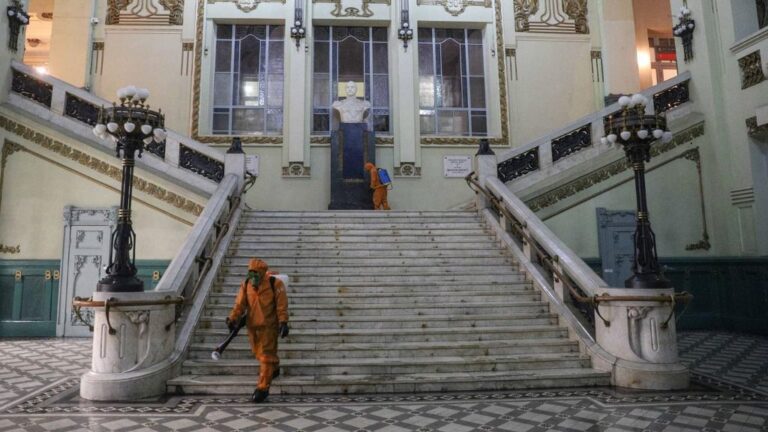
[391,0,419,173]
[283,0,310,172]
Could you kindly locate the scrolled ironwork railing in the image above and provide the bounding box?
[551,124,591,163]
[653,80,690,114]
[11,68,52,107]
[180,145,225,183]
[498,148,539,183]
[64,93,99,126]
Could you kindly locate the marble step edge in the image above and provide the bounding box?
[187,337,578,352]
[192,325,564,337]
[182,353,590,368]
[206,290,534,299]
[203,301,547,310]
[197,312,555,324]
[167,368,610,388]
[215,281,531,288]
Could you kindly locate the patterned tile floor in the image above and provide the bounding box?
[0,331,765,432]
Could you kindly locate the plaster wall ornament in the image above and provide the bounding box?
[513,0,539,32]
[313,0,389,18]
[332,82,372,124]
[207,0,286,13]
[417,0,492,16]
[514,0,588,34]
[107,0,184,25]
[282,162,311,177]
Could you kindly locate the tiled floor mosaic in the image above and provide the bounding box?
[0,332,765,432]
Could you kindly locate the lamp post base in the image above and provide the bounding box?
[96,274,144,293]
[625,272,672,289]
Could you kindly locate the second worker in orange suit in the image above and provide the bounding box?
[364,162,390,210]
[226,258,289,403]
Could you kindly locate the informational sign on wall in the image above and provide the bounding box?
[246,155,259,176]
[443,155,472,178]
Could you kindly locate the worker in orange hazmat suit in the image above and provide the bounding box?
[226,258,289,403]
[364,162,390,210]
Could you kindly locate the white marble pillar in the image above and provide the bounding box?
[283,0,310,170]
[391,0,419,171]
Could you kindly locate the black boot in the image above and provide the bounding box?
[251,388,269,403]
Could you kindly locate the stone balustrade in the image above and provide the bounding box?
[496,71,693,185]
[7,61,226,193]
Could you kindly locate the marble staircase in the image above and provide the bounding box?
[167,211,610,395]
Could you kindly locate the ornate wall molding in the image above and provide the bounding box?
[416,0,491,16]
[310,135,393,145]
[0,119,204,221]
[730,187,755,207]
[514,0,589,34]
[0,244,21,254]
[313,0,390,18]
[282,162,311,177]
[91,42,105,76]
[107,0,184,25]
[0,141,23,214]
[207,0,285,13]
[738,51,766,90]
[525,121,705,212]
[394,163,421,177]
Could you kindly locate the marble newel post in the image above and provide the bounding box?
[80,291,178,400]
[474,139,498,210]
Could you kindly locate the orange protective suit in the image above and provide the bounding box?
[364,162,390,210]
[228,259,289,392]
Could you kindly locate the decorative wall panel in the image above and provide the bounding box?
[107,0,184,25]
[416,0,491,17]
[313,0,390,18]
[207,0,285,13]
[514,0,589,34]
[738,51,765,90]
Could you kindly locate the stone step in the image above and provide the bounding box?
[229,242,500,251]
[187,338,580,360]
[166,368,611,395]
[226,249,509,259]
[212,283,533,295]
[241,280,528,288]
[205,291,540,306]
[219,273,525,285]
[233,235,496,243]
[239,222,486,230]
[197,312,558,330]
[219,265,518,276]
[204,301,547,318]
[243,211,477,218]
[181,354,592,376]
[192,325,567,344]
[236,228,490,237]
[222,257,514,268]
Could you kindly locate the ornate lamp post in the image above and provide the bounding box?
[602,94,673,289]
[91,86,167,292]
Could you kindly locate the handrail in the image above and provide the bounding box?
[466,172,692,322]
[155,174,238,296]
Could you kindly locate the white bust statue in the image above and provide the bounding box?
[332,81,371,124]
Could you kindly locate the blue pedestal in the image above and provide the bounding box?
[329,123,375,210]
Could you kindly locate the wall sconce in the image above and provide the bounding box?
[398,0,414,50]
[6,0,30,51]
[673,4,695,62]
[290,0,306,49]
